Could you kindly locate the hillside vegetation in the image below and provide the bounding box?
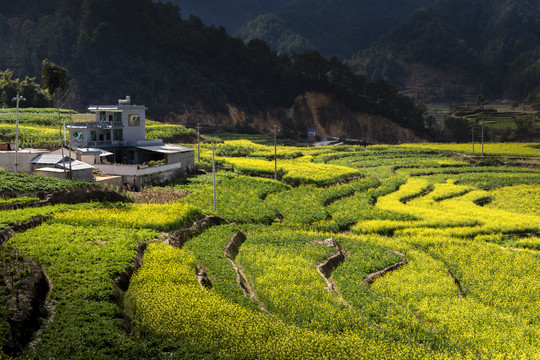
[0,142,539,358]
[172,0,540,103]
[0,0,426,135]
[172,0,435,59]
[351,0,540,102]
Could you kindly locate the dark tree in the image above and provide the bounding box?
[41,59,68,97]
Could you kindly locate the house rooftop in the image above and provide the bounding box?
[137,144,194,154]
[31,154,94,170]
[88,105,147,111]
[88,96,146,111]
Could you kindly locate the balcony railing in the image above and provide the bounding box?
[88,141,113,146]
[69,121,124,128]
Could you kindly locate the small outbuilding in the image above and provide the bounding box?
[31,154,95,181]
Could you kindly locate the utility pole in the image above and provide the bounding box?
[212,143,217,213]
[481,117,484,156]
[273,124,278,180]
[471,126,475,155]
[12,93,25,173]
[196,123,200,163]
[68,107,73,179]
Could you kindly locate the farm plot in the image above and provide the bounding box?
[2,141,540,359]
[0,108,191,148]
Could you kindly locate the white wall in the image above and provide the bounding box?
[0,150,48,174]
[122,109,146,141]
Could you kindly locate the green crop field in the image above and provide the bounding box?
[1,140,540,359]
[0,108,192,147]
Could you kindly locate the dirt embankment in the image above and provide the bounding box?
[0,186,131,212]
[166,92,424,144]
[362,250,408,286]
[0,251,50,357]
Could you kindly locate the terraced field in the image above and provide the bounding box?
[1,141,539,359]
[0,108,192,147]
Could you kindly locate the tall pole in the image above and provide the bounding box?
[68,108,73,179]
[481,117,484,156]
[58,105,67,179]
[197,123,200,163]
[212,144,217,213]
[274,125,277,180]
[12,93,25,173]
[472,126,475,155]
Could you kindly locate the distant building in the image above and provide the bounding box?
[31,154,94,181]
[0,147,50,174]
[307,127,316,141]
[67,97,195,188]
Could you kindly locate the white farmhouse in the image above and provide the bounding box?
[68,96,195,188]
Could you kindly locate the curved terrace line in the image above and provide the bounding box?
[0,216,51,245]
[447,270,466,299]
[224,231,268,312]
[307,238,349,293]
[167,215,228,248]
[400,186,434,204]
[362,250,408,286]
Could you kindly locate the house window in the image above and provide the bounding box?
[114,112,122,122]
[108,114,113,122]
[104,129,111,141]
[100,112,106,122]
[113,129,123,141]
[90,131,96,141]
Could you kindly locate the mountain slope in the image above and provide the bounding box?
[168,0,436,59]
[350,0,540,101]
[0,0,427,140]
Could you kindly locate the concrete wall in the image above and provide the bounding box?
[172,151,195,169]
[95,162,182,176]
[71,168,94,182]
[94,161,193,189]
[122,109,146,141]
[0,150,48,173]
[33,168,93,181]
[95,175,123,189]
[34,169,65,179]
[123,165,192,189]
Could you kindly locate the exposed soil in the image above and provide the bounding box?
[113,242,148,335]
[362,250,408,286]
[130,188,188,204]
[166,92,425,144]
[224,231,268,312]
[401,186,434,204]
[0,186,131,211]
[196,263,212,289]
[167,215,228,248]
[45,187,130,204]
[224,231,247,261]
[473,197,492,206]
[308,238,349,293]
[447,270,466,299]
[0,250,51,356]
[0,216,51,245]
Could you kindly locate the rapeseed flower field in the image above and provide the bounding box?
[1,140,540,359]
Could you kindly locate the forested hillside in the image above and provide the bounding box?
[169,0,435,60]
[350,0,540,102]
[173,0,540,103]
[0,0,427,136]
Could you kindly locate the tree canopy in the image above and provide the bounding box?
[0,0,426,131]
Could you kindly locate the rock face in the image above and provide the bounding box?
[167,92,424,144]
